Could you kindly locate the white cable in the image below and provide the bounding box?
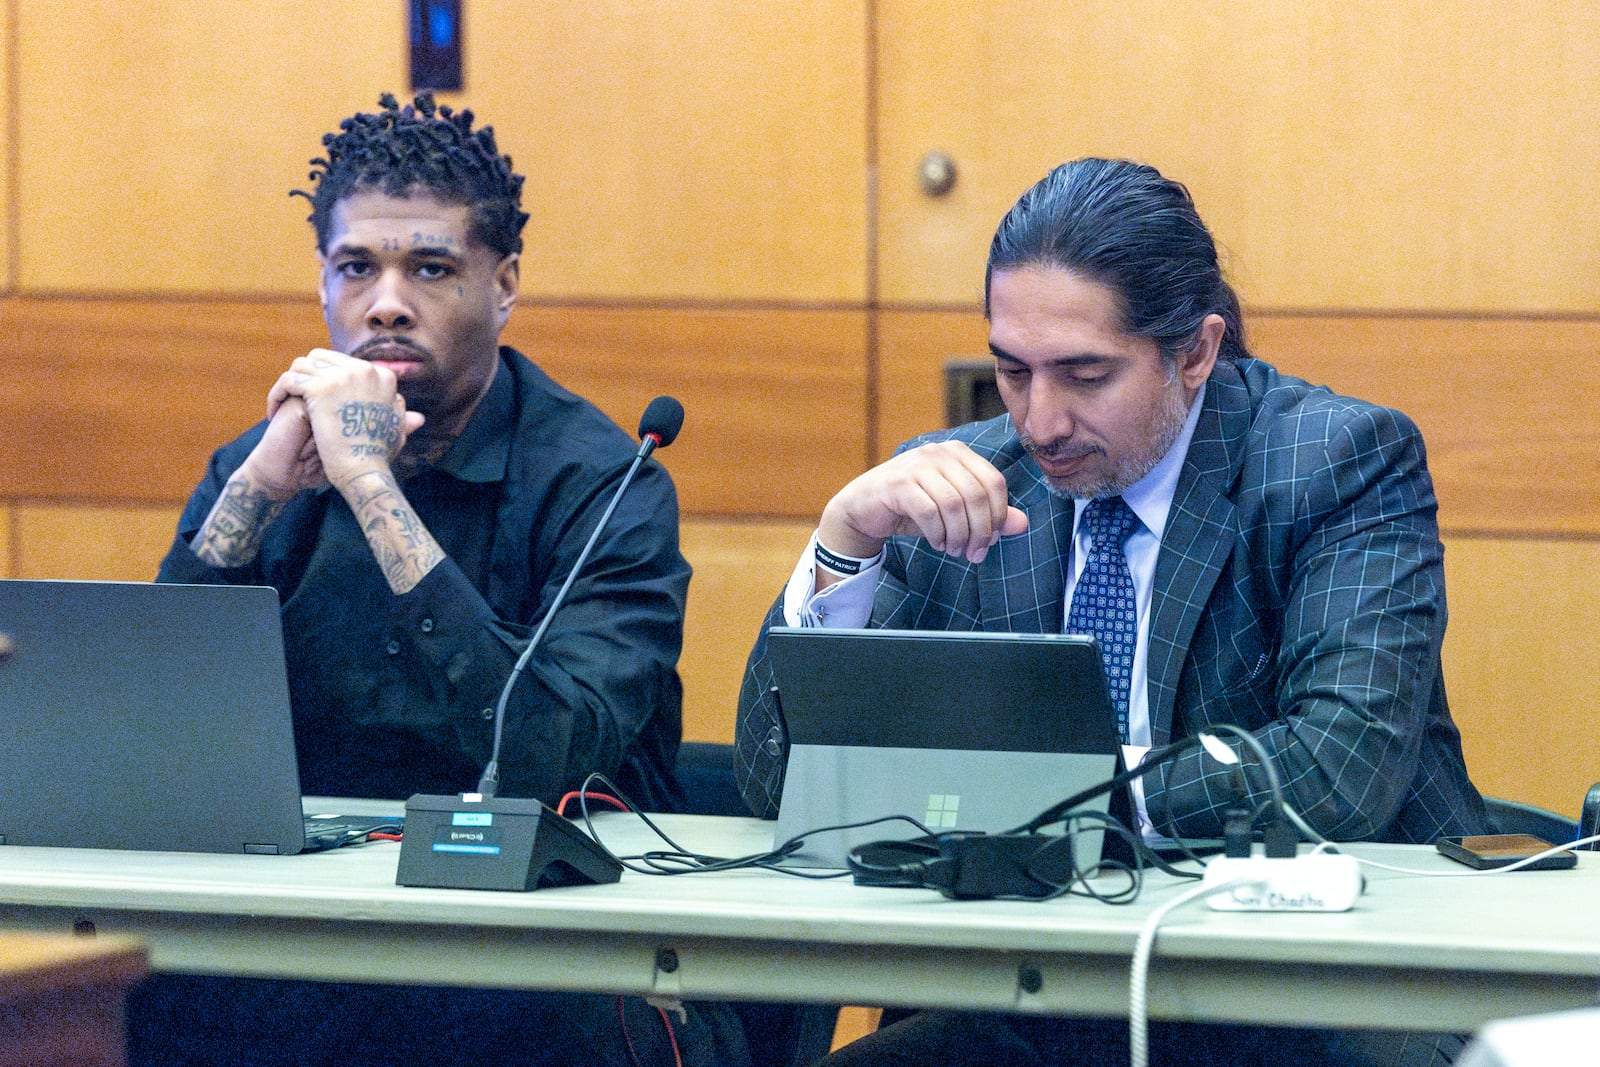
[1131,828,1597,1067]
[1128,875,1262,1067]
[1326,831,1600,876]
[1135,732,1597,1067]
[1293,820,1600,877]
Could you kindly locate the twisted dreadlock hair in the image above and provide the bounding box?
[293,92,529,257]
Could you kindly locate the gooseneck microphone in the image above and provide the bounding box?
[636,394,685,454]
[467,396,681,796]
[396,397,685,892]
[476,395,684,799]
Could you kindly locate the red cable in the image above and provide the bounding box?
[618,996,643,1067]
[616,995,684,1067]
[655,1005,684,1067]
[556,791,632,816]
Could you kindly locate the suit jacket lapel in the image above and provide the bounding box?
[1145,363,1249,743]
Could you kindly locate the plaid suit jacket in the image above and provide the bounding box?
[736,357,1487,844]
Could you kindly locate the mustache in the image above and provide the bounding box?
[1019,432,1096,462]
[351,336,432,361]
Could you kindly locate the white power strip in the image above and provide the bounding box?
[1201,853,1364,911]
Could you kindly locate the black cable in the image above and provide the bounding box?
[570,727,1294,902]
[1202,724,1289,817]
[835,736,1231,900]
[1146,802,1221,870]
[1195,723,1299,855]
[844,805,1177,902]
[574,771,934,879]
[1007,735,1206,835]
[1034,812,1143,904]
[838,724,1307,901]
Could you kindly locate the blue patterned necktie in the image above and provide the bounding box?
[1067,496,1141,741]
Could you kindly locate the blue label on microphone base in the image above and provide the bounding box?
[452,812,494,826]
[432,824,501,856]
[432,842,501,856]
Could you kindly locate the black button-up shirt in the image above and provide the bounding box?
[159,349,689,811]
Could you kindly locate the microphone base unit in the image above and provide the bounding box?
[395,793,622,892]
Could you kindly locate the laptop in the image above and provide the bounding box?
[765,627,1122,868]
[0,579,398,855]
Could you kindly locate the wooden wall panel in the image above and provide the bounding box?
[13,1,867,303]
[876,309,1600,537]
[1442,535,1600,817]
[0,297,324,503]
[877,1,1600,313]
[0,297,868,519]
[678,519,813,743]
[504,306,869,518]
[14,2,403,295]
[10,294,1593,534]
[0,505,11,578]
[1,0,12,292]
[466,2,869,303]
[12,504,179,581]
[875,307,990,461]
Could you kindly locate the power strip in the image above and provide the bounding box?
[1201,853,1364,912]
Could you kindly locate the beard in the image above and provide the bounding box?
[1018,378,1190,499]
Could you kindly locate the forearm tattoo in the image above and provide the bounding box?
[193,477,288,567]
[340,400,403,459]
[344,470,445,594]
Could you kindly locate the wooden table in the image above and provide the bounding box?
[0,932,148,1067]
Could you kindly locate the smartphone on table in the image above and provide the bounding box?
[1436,833,1577,871]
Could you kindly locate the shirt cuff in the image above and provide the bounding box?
[781,531,880,628]
[1122,743,1162,842]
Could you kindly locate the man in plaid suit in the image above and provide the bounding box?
[735,159,1487,1066]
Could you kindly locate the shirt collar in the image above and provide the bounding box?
[1074,381,1207,541]
[432,356,513,483]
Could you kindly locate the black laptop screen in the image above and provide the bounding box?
[765,627,1118,755]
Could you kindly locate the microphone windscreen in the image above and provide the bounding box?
[639,396,685,448]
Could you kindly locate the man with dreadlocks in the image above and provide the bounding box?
[142,94,745,1067]
[159,92,688,810]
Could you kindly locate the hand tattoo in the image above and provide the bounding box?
[339,401,403,450]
